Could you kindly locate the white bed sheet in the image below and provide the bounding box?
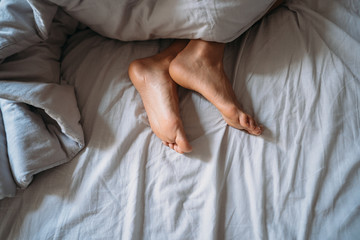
[1,0,359,239]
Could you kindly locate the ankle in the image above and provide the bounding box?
[157,40,189,64]
[185,40,225,67]
[154,53,175,66]
[190,40,225,56]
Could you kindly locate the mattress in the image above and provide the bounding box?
[1,0,360,239]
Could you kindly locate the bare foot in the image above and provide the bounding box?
[169,40,262,135]
[128,45,192,153]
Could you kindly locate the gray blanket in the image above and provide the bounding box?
[0,0,84,199]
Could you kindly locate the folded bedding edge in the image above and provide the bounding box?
[0,82,84,196]
[0,108,17,199]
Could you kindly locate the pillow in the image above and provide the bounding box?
[46,0,276,43]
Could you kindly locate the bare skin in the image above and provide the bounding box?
[164,0,284,136]
[128,40,192,154]
[129,39,261,154]
[128,0,284,153]
[169,40,262,135]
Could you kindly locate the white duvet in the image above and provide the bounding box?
[1,0,360,239]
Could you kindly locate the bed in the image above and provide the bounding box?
[1,0,359,239]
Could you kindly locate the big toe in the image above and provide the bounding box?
[239,113,262,135]
[174,129,192,153]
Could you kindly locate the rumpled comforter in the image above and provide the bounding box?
[0,0,84,199]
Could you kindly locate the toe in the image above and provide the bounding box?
[174,145,184,154]
[249,118,256,130]
[239,113,263,136]
[175,129,192,153]
[239,114,251,130]
[249,124,263,135]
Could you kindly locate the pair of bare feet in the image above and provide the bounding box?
[128,39,262,154]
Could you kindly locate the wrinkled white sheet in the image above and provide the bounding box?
[1,0,360,239]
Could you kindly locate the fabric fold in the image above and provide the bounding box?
[0,0,43,60]
[0,1,81,198]
[0,81,84,191]
[0,81,83,144]
[0,109,17,199]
